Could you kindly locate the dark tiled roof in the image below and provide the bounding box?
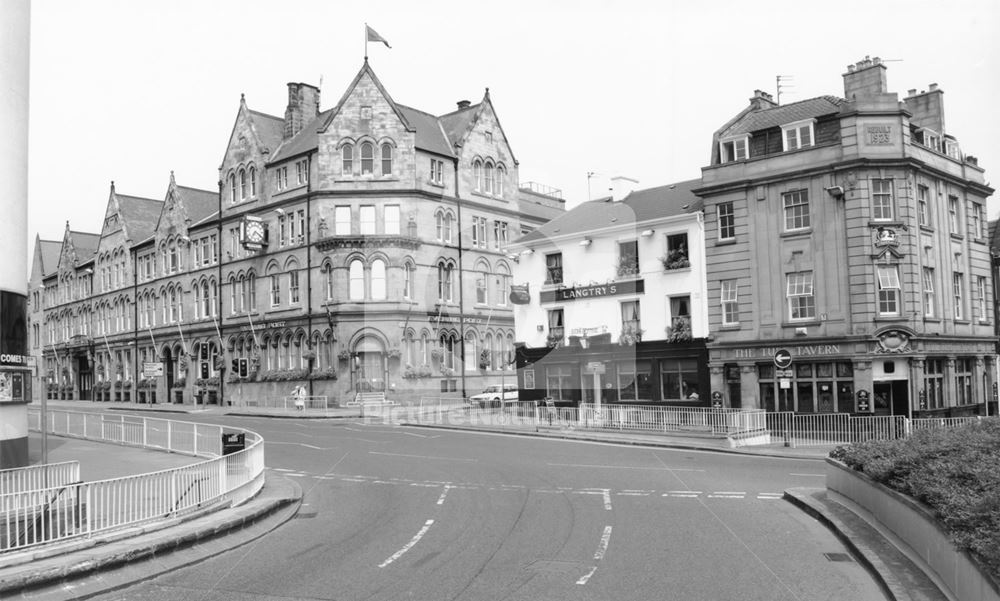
[989,219,1000,255]
[117,194,163,243]
[70,231,101,263]
[720,96,843,138]
[397,104,455,157]
[439,104,479,149]
[249,109,285,152]
[39,240,61,277]
[269,109,333,163]
[177,186,219,226]
[515,179,702,245]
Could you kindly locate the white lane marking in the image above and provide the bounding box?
[576,566,598,585]
[378,519,435,568]
[713,491,746,495]
[757,493,783,500]
[402,431,428,438]
[340,477,367,482]
[665,493,699,498]
[790,473,825,477]
[369,451,477,462]
[272,468,296,472]
[708,493,746,499]
[286,473,308,478]
[594,525,612,560]
[436,485,452,505]
[616,492,649,496]
[667,490,702,494]
[410,483,439,488]
[547,462,703,472]
[603,489,612,510]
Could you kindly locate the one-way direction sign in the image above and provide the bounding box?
[773,349,793,369]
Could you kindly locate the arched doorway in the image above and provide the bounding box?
[352,336,385,392]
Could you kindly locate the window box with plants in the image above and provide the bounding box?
[403,364,433,379]
[172,377,187,388]
[616,255,640,279]
[618,323,644,346]
[308,367,338,381]
[667,316,693,342]
[660,249,691,271]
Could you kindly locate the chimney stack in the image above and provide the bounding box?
[842,56,888,100]
[284,82,321,140]
[456,100,472,110]
[903,83,946,136]
[749,89,777,111]
[611,176,639,202]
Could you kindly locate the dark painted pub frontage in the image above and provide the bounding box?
[515,337,710,407]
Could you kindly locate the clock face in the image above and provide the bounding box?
[245,221,265,243]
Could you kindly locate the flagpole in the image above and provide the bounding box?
[364,23,368,61]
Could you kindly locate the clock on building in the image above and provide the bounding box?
[241,216,267,249]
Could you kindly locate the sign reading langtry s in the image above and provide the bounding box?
[540,279,644,303]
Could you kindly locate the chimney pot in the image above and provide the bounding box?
[457,100,471,109]
[908,89,917,96]
[928,83,938,91]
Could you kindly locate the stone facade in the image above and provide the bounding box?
[697,57,996,416]
[28,62,564,407]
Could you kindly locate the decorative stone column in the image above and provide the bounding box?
[944,357,957,410]
[708,363,725,406]
[909,357,925,415]
[739,364,759,409]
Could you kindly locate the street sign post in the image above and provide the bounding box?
[773,349,792,369]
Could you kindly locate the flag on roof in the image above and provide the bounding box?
[366,25,391,48]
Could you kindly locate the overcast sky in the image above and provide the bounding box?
[26,0,1000,251]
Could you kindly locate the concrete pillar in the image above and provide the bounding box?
[739,364,759,409]
[944,357,957,409]
[0,0,31,468]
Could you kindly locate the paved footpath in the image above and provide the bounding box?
[0,400,950,601]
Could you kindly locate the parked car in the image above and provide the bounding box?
[468,385,519,408]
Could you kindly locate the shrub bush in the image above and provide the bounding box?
[831,419,1000,580]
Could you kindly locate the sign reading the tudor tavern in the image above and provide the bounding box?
[540,279,644,303]
[732,344,842,360]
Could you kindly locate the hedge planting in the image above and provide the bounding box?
[829,419,1000,581]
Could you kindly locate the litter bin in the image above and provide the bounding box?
[222,432,245,455]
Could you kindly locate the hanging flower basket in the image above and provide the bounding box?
[301,350,317,362]
[430,348,444,362]
[337,350,351,361]
[386,348,402,359]
[440,366,455,377]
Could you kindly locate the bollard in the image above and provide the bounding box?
[784,429,791,447]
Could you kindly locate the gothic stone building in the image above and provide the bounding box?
[29,61,564,405]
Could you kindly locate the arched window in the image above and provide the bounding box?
[342,144,353,174]
[202,280,210,317]
[473,160,482,191]
[435,213,444,241]
[371,259,386,300]
[247,273,256,310]
[194,284,202,319]
[239,169,247,200]
[484,162,493,194]
[349,260,365,300]
[443,213,453,243]
[249,166,257,197]
[484,333,494,371]
[437,262,453,302]
[476,266,489,304]
[496,264,511,306]
[495,165,504,197]
[325,265,335,300]
[360,142,374,174]
[403,262,414,299]
[465,331,478,372]
[210,279,218,317]
[229,173,237,204]
[381,144,392,176]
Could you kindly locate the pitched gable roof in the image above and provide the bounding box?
[269,109,333,162]
[116,194,163,243]
[248,108,285,152]
[397,104,455,157]
[516,179,702,245]
[69,230,101,264]
[439,103,480,150]
[177,185,219,226]
[719,96,844,138]
[38,239,62,277]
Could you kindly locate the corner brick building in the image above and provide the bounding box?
[696,57,995,417]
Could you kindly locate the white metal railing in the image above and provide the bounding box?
[751,412,997,448]
[234,395,331,411]
[0,462,80,497]
[2,409,264,554]
[578,404,765,435]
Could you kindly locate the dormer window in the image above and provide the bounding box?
[719,135,749,162]
[781,119,815,151]
[916,128,941,152]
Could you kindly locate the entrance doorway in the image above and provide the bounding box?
[873,380,909,416]
[351,336,386,393]
[76,355,92,400]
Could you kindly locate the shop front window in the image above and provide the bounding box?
[660,359,699,401]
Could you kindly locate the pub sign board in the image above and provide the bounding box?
[540,279,644,303]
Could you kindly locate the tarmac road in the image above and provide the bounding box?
[84,415,885,601]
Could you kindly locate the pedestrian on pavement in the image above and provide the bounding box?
[293,385,306,411]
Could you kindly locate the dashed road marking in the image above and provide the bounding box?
[576,566,598,585]
[436,485,452,506]
[369,451,477,462]
[378,519,435,568]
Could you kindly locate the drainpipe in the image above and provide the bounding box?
[306,153,314,398]
[453,157,467,400]
[217,178,225,406]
